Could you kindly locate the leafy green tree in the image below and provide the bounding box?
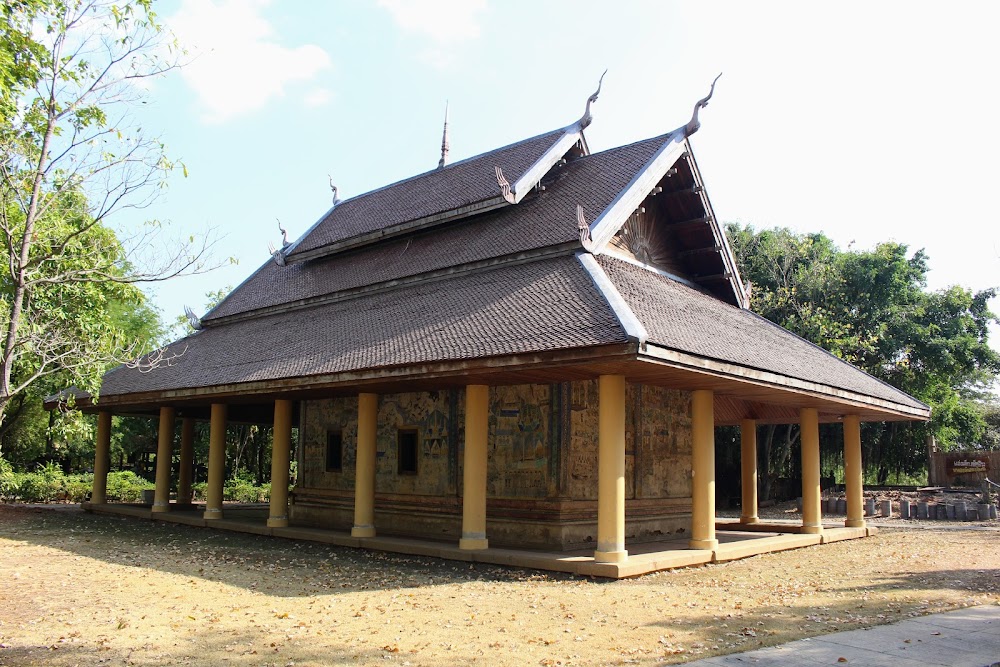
[0,0,217,429]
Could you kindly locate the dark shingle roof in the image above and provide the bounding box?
[206,134,669,322]
[102,257,626,397]
[287,129,567,257]
[598,255,927,410]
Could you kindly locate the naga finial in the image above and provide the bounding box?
[328,175,341,206]
[682,72,722,138]
[577,204,594,252]
[577,69,607,130]
[183,305,203,331]
[277,218,290,248]
[438,100,450,169]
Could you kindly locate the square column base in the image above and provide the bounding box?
[688,538,718,550]
[351,525,376,538]
[594,549,628,564]
[739,516,759,525]
[267,517,288,528]
[845,519,866,528]
[151,503,170,513]
[203,508,223,520]
[801,524,824,534]
[459,537,488,550]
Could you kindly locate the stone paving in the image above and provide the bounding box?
[685,604,1000,666]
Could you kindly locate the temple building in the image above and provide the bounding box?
[66,78,929,577]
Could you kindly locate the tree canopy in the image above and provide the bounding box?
[0,0,216,432]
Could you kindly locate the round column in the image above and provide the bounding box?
[843,414,866,528]
[800,407,823,534]
[352,393,378,538]
[689,389,718,550]
[92,411,112,505]
[203,403,227,520]
[267,399,293,528]
[595,374,627,563]
[152,407,176,513]
[740,418,759,524]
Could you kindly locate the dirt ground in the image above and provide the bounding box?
[0,505,998,667]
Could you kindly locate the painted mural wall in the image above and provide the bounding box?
[300,391,457,497]
[300,382,692,503]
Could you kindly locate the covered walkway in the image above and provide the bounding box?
[82,501,873,579]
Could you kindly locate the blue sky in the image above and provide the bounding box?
[121,1,1000,348]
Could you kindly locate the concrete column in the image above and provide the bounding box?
[595,374,627,563]
[800,407,823,534]
[843,414,866,528]
[460,385,489,550]
[267,399,293,528]
[690,389,718,550]
[177,417,195,504]
[352,393,378,538]
[152,406,176,513]
[203,403,227,520]
[739,418,759,524]
[91,411,112,505]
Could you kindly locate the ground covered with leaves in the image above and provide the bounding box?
[0,505,997,666]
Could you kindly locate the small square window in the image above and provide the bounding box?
[326,430,343,472]
[397,429,418,475]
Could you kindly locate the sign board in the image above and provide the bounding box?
[947,457,989,476]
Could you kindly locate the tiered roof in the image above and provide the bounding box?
[96,86,930,422]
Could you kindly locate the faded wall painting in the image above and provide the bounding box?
[635,385,692,498]
[300,397,358,491]
[375,390,455,496]
[486,384,554,498]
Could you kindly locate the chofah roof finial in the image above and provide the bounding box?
[576,69,607,130]
[682,72,722,138]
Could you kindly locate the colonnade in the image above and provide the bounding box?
[90,378,869,561]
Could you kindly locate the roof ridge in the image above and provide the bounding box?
[324,127,566,210]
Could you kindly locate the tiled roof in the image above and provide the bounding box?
[598,255,928,410]
[287,129,567,257]
[206,134,669,322]
[102,257,626,397]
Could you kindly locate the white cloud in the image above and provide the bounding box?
[303,87,333,109]
[167,0,332,124]
[377,0,487,67]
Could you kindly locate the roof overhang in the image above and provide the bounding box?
[74,342,928,425]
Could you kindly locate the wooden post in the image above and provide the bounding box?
[203,404,227,520]
[460,385,489,550]
[177,417,195,504]
[689,390,718,550]
[740,418,759,524]
[843,414,866,528]
[92,411,112,505]
[267,400,293,528]
[595,374,627,563]
[352,393,378,538]
[152,407,175,513]
[800,407,823,534]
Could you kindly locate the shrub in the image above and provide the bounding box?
[105,471,153,503]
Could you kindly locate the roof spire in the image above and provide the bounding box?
[577,69,607,130]
[437,101,450,169]
[682,73,722,138]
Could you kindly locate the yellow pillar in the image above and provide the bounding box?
[690,389,718,550]
[595,374,627,563]
[460,385,489,550]
[800,407,823,534]
[152,406,175,513]
[177,417,195,504]
[740,418,759,524]
[91,411,112,505]
[352,393,378,538]
[267,399,293,528]
[843,414,866,528]
[203,403,227,520]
